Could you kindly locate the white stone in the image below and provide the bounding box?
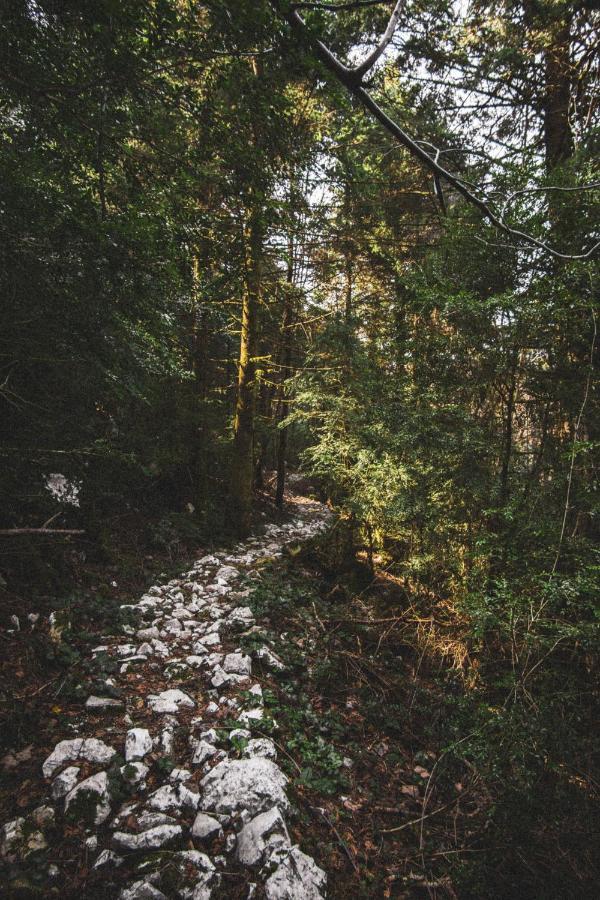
[215,566,239,582]
[125,728,153,762]
[157,725,175,754]
[264,848,327,899]
[147,689,195,714]
[243,738,277,761]
[137,811,177,829]
[256,647,285,671]
[43,738,116,778]
[85,695,124,712]
[146,783,200,812]
[94,848,124,869]
[191,812,223,842]
[137,626,160,640]
[112,824,182,852]
[121,761,149,786]
[238,707,264,726]
[200,758,289,817]
[223,653,252,676]
[65,771,112,825]
[1,817,25,858]
[191,740,218,766]
[210,666,231,689]
[225,607,255,630]
[51,765,80,800]
[169,767,192,783]
[206,652,223,667]
[236,808,290,867]
[186,655,206,668]
[118,881,167,900]
[202,632,221,647]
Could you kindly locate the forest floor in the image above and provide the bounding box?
[1,488,596,899]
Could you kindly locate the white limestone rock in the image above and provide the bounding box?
[125,727,153,762]
[147,689,195,714]
[191,812,223,842]
[200,758,289,817]
[51,765,80,800]
[186,655,207,668]
[146,783,200,813]
[121,761,149,786]
[191,739,218,766]
[225,607,255,630]
[202,632,221,647]
[238,707,264,726]
[137,811,177,829]
[243,738,277,761]
[223,652,252,676]
[210,666,231,689]
[43,738,117,778]
[1,817,25,858]
[118,881,167,900]
[215,565,239,582]
[85,695,124,712]
[169,767,192,783]
[94,848,124,869]
[255,647,285,671]
[264,848,327,899]
[236,807,290,867]
[156,724,175,755]
[65,771,112,825]
[137,626,160,641]
[112,824,182,852]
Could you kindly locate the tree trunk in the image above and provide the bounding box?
[275,231,296,508]
[543,16,573,172]
[230,209,263,536]
[191,255,211,522]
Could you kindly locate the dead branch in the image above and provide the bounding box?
[271,0,600,260]
[0,528,85,536]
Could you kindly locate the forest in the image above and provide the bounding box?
[0,1,598,898]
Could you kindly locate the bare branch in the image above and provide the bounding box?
[293,1,388,10]
[270,1,600,260]
[0,528,85,536]
[352,0,404,80]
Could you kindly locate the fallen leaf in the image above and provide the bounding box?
[401,785,420,799]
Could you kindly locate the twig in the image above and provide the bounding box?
[311,805,360,875]
[0,528,85,536]
[381,799,455,833]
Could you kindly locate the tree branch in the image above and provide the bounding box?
[352,0,404,80]
[271,1,600,260]
[0,528,85,536]
[293,1,389,10]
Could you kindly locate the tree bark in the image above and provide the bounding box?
[230,209,263,536]
[543,16,573,172]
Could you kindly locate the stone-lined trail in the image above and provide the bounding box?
[1,497,332,899]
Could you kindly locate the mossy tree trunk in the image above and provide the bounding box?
[230,208,263,536]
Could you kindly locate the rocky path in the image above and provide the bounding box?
[1,497,332,899]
